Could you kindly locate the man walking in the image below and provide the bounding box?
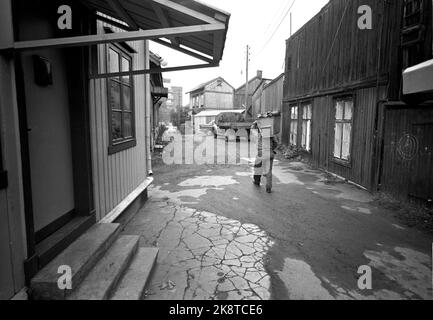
[252,122,278,193]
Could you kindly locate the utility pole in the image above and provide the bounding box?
[244,44,250,119]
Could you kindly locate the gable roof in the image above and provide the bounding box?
[235,76,271,94]
[187,77,234,93]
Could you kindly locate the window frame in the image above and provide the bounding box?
[289,104,298,146]
[106,44,136,155]
[301,102,313,152]
[332,96,355,166]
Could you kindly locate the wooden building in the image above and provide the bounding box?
[251,73,284,119]
[188,77,234,111]
[234,70,266,116]
[282,0,432,202]
[252,79,272,120]
[0,0,229,299]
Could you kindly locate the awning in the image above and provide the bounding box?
[8,0,230,77]
[403,59,433,95]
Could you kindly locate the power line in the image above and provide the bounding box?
[255,0,297,59]
[262,0,293,41]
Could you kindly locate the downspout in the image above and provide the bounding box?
[144,40,152,176]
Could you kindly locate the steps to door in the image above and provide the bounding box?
[30,222,159,300]
[68,235,139,300]
[111,248,159,300]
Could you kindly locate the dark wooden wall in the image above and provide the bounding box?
[381,104,433,201]
[283,0,403,102]
[282,86,387,189]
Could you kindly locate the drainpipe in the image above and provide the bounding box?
[145,40,153,176]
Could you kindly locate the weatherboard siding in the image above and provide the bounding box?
[89,21,148,220]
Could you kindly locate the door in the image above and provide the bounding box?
[22,49,75,233]
[409,123,433,200]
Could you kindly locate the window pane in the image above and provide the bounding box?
[306,120,311,151]
[341,123,352,160]
[344,100,353,120]
[334,123,342,158]
[122,85,131,111]
[122,57,130,83]
[123,112,133,138]
[110,80,121,110]
[308,105,312,119]
[109,49,119,73]
[335,101,344,120]
[290,121,297,145]
[291,106,298,119]
[112,111,122,140]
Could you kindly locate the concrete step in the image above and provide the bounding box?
[31,223,121,300]
[36,216,96,269]
[110,247,159,300]
[68,235,140,300]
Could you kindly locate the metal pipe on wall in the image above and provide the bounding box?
[144,40,153,176]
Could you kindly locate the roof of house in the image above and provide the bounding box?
[264,73,285,89]
[235,76,271,94]
[187,77,234,94]
[194,109,245,117]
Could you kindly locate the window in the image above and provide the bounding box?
[301,103,312,152]
[333,98,354,162]
[107,45,136,154]
[290,105,298,146]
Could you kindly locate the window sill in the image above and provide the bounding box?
[0,170,8,190]
[331,157,352,168]
[108,139,137,155]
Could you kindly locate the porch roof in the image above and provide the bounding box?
[86,0,230,63]
[12,0,229,65]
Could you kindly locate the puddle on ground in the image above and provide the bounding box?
[277,246,432,300]
[341,206,372,215]
[178,176,239,188]
[364,247,432,299]
[276,258,334,300]
[273,166,304,186]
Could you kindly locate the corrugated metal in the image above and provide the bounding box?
[89,21,148,220]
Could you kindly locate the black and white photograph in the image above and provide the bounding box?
[0,0,432,307]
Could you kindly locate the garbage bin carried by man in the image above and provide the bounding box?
[251,121,278,193]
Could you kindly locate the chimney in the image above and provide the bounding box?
[257,70,263,79]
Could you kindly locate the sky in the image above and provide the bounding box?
[149,0,330,106]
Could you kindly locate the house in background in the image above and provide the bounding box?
[261,73,284,114]
[282,0,432,203]
[251,79,272,119]
[188,77,234,111]
[0,0,229,299]
[234,70,269,118]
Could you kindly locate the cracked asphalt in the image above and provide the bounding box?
[121,145,433,300]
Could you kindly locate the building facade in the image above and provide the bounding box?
[234,70,268,118]
[188,77,234,111]
[282,0,432,202]
[0,0,229,299]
